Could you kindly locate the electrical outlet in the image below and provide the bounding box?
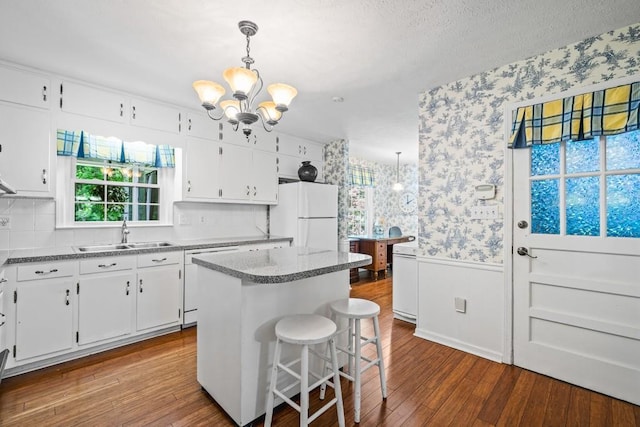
[0,216,10,228]
[178,214,190,225]
[199,215,206,224]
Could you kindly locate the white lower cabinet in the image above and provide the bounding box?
[15,277,74,361]
[6,252,183,373]
[136,252,182,331]
[78,273,135,346]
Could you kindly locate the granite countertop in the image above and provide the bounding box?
[2,235,293,265]
[192,246,372,284]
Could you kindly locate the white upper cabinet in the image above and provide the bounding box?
[219,143,252,201]
[0,65,50,109]
[130,97,181,134]
[251,150,278,203]
[184,138,221,200]
[221,126,277,153]
[60,81,128,123]
[0,103,51,195]
[274,132,325,183]
[276,133,324,161]
[185,111,223,141]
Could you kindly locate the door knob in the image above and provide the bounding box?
[517,247,537,258]
[517,220,528,229]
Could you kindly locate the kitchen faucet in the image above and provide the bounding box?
[121,218,130,243]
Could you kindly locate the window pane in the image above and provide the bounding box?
[607,174,640,237]
[106,204,131,221]
[75,203,105,221]
[531,179,560,234]
[107,186,132,203]
[137,187,159,204]
[606,130,640,171]
[75,183,103,202]
[566,138,599,174]
[139,168,158,185]
[566,177,600,236]
[531,143,560,176]
[108,167,133,183]
[136,204,159,221]
[76,164,104,180]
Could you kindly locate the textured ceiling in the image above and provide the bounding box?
[1,0,639,164]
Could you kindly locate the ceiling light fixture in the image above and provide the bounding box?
[192,20,297,137]
[392,152,404,192]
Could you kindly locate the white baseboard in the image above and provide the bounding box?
[414,328,504,363]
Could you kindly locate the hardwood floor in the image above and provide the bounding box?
[1,271,639,426]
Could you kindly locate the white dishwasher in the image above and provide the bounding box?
[392,241,418,324]
[184,246,239,326]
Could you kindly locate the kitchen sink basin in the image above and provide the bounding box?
[76,244,131,252]
[126,242,175,249]
[75,242,176,252]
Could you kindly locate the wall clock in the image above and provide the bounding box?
[399,191,417,213]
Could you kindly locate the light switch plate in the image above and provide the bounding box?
[455,297,466,313]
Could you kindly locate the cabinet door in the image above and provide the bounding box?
[15,279,74,361]
[277,153,301,180]
[249,128,276,152]
[0,66,50,109]
[303,141,324,162]
[185,111,222,141]
[251,150,278,203]
[219,143,251,201]
[130,98,181,133]
[137,266,181,331]
[60,81,127,123]
[0,103,51,195]
[184,138,220,200]
[78,273,134,345]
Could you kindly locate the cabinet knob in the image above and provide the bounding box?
[132,105,136,120]
[65,289,70,306]
[42,169,47,184]
[42,85,47,102]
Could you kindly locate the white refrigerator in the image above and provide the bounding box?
[270,182,338,251]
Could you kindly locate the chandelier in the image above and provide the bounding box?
[192,20,298,137]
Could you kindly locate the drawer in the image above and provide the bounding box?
[80,256,136,274]
[138,251,182,268]
[17,262,76,281]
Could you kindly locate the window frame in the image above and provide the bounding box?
[56,156,175,228]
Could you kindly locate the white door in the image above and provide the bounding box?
[512,134,640,405]
[298,218,338,251]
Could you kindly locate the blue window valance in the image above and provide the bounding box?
[56,129,175,168]
[349,164,375,187]
[509,81,640,148]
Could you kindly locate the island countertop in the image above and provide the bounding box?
[192,246,371,284]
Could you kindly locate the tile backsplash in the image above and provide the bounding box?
[0,198,268,250]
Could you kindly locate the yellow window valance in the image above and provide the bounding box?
[509,81,640,148]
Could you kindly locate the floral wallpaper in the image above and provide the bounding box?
[418,23,640,264]
[323,139,350,241]
[349,157,419,237]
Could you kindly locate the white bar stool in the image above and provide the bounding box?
[320,298,387,423]
[265,314,345,427]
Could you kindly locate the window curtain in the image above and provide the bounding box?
[509,81,640,148]
[349,164,375,187]
[56,129,175,167]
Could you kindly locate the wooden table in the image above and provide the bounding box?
[350,235,412,280]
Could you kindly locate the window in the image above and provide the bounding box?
[530,130,640,237]
[347,186,373,236]
[74,160,160,222]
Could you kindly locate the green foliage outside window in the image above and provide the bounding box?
[74,161,160,222]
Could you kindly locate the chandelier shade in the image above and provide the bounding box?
[192,80,226,108]
[192,20,297,137]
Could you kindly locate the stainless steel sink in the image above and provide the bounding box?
[75,242,176,252]
[126,242,175,249]
[76,244,131,252]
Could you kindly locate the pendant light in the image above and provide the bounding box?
[192,20,297,137]
[392,152,404,191]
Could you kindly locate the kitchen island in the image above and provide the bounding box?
[193,246,371,426]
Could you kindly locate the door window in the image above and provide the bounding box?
[529,130,640,238]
